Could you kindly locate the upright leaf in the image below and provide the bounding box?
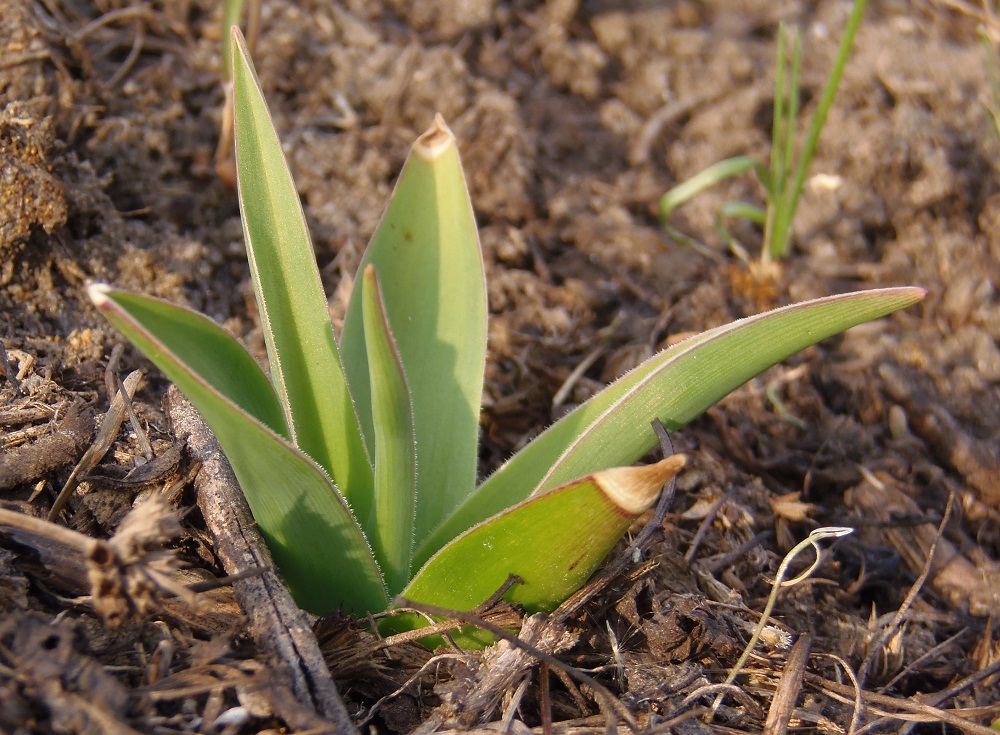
[341,115,487,545]
[231,29,374,519]
[89,285,389,614]
[361,265,417,594]
[396,456,686,648]
[416,287,925,567]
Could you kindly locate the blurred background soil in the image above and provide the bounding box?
[1,1,999,733]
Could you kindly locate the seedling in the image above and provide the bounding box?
[660,0,867,266]
[215,0,260,183]
[89,29,922,647]
[980,27,1000,143]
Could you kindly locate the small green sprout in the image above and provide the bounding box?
[215,0,260,183]
[88,29,922,648]
[980,27,1000,143]
[660,0,867,266]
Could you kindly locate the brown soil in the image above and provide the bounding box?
[2,1,999,733]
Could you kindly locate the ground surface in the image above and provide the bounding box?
[1,1,999,733]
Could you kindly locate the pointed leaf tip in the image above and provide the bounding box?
[415,114,454,160]
[594,454,687,514]
[87,283,112,306]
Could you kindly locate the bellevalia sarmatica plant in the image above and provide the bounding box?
[87,29,924,648]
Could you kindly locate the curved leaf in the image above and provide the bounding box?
[416,287,925,567]
[232,29,374,519]
[395,456,686,648]
[89,285,388,615]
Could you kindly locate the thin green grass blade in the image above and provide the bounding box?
[416,287,924,567]
[768,0,867,259]
[89,285,389,615]
[231,29,374,518]
[220,0,246,80]
[719,201,766,224]
[768,28,802,256]
[659,156,764,224]
[980,29,1000,141]
[361,265,417,594]
[341,115,487,546]
[770,23,788,199]
[783,31,802,194]
[395,456,686,648]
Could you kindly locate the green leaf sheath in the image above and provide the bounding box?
[231,30,374,519]
[361,266,418,594]
[341,116,487,546]
[396,456,686,648]
[89,286,388,615]
[417,287,925,567]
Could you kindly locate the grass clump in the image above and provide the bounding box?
[660,0,867,267]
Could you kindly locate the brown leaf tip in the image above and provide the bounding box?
[87,283,112,309]
[415,114,454,160]
[594,454,687,515]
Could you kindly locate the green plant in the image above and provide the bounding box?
[660,0,867,265]
[980,27,1000,143]
[88,28,923,647]
[215,0,260,182]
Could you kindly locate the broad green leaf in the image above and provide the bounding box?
[394,455,686,648]
[341,115,487,546]
[361,265,417,594]
[90,287,286,435]
[231,29,374,519]
[89,285,389,615]
[416,287,925,567]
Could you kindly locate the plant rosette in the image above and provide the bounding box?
[88,28,925,648]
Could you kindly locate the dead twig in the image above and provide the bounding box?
[0,401,95,491]
[880,364,1000,509]
[846,472,998,616]
[762,633,812,735]
[539,661,553,735]
[818,653,863,735]
[49,370,143,521]
[0,492,193,626]
[877,626,970,694]
[855,487,956,703]
[808,673,1000,735]
[105,344,152,459]
[891,654,1000,735]
[684,486,735,562]
[670,682,764,721]
[166,387,360,733]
